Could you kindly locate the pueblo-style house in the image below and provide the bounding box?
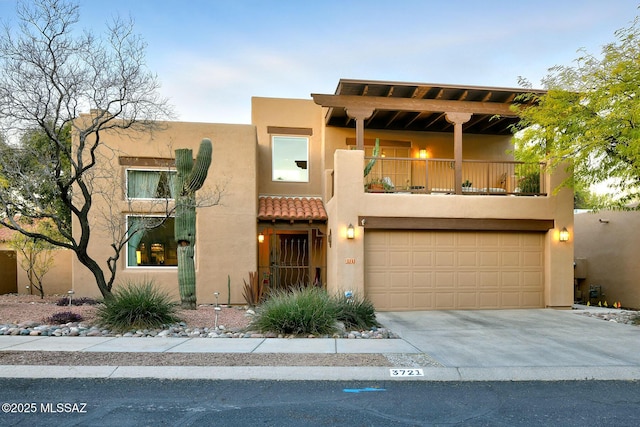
[69,79,574,311]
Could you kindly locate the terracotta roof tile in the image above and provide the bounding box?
[258,197,327,222]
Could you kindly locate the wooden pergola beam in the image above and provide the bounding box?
[311,94,516,117]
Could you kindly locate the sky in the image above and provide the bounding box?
[0,0,638,124]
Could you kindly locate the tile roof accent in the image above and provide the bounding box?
[258,197,328,222]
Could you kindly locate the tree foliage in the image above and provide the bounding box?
[0,0,173,298]
[513,15,640,207]
[8,218,64,299]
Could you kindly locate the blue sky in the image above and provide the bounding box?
[0,0,638,123]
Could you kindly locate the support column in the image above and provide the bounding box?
[346,107,374,150]
[445,112,472,194]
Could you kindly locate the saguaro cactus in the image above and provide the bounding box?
[174,138,212,309]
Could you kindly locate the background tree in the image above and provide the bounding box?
[8,218,62,299]
[0,0,172,298]
[513,15,640,207]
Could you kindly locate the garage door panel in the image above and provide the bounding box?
[412,292,433,309]
[366,250,387,266]
[458,292,478,308]
[435,251,455,266]
[435,293,455,309]
[365,230,545,311]
[480,251,499,266]
[458,251,478,266]
[390,293,411,308]
[458,272,478,288]
[501,252,520,267]
[479,292,500,308]
[412,251,433,266]
[435,271,455,287]
[389,251,410,266]
[480,272,499,288]
[389,271,411,288]
[522,291,543,307]
[412,272,433,288]
[523,252,543,267]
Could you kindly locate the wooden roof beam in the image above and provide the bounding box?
[311,94,516,116]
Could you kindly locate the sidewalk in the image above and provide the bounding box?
[1,307,639,381]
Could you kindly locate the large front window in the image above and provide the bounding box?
[126,216,177,267]
[126,169,176,199]
[272,136,309,182]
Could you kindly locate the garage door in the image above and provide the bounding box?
[365,230,544,311]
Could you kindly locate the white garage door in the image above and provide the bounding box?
[365,230,544,311]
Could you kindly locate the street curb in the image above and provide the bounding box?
[2,365,640,381]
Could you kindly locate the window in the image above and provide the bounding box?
[272,136,309,182]
[126,216,178,267]
[126,169,176,199]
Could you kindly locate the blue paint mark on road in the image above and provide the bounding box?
[343,387,387,393]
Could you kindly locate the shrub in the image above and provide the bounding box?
[56,296,99,306]
[333,292,380,330]
[249,286,339,335]
[242,271,265,307]
[96,281,181,331]
[45,311,83,324]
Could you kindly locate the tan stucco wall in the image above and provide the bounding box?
[251,97,325,197]
[326,150,574,308]
[574,210,640,309]
[0,242,73,296]
[71,120,257,304]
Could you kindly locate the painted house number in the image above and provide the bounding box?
[345,258,356,264]
[390,369,424,377]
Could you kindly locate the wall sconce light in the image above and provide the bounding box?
[559,227,569,242]
[346,223,355,239]
[258,232,265,243]
[419,149,428,159]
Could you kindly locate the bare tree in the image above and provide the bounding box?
[8,219,59,299]
[0,0,173,298]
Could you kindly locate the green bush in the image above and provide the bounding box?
[96,281,181,331]
[333,292,380,330]
[249,287,380,335]
[249,286,339,335]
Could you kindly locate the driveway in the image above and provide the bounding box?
[377,309,640,369]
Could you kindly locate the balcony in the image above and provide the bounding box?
[363,157,547,196]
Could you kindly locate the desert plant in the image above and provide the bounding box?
[56,296,99,306]
[96,280,180,331]
[45,311,83,324]
[174,138,213,309]
[249,286,338,335]
[333,292,380,330]
[363,138,381,177]
[242,271,264,307]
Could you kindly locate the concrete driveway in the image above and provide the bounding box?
[377,309,640,372]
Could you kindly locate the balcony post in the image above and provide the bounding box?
[445,112,472,194]
[346,107,374,150]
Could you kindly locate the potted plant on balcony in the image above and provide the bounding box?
[519,171,540,194]
[365,177,393,192]
[462,179,473,192]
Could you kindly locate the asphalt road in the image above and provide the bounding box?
[1,379,639,426]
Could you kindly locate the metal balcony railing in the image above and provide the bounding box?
[363,157,547,196]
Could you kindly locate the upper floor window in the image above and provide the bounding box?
[272,136,309,182]
[126,169,176,199]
